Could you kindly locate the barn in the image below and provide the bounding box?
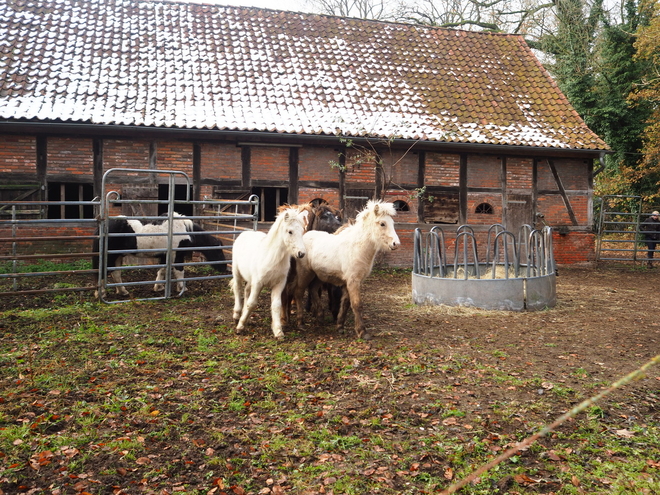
[0,0,609,267]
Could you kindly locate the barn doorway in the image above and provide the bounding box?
[158,184,193,216]
[252,187,288,222]
[505,194,533,234]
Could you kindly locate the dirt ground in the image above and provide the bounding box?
[1,263,659,494]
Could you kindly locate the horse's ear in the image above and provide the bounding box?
[373,204,380,215]
[300,210,310,229]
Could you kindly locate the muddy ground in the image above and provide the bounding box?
[0,264,659,494]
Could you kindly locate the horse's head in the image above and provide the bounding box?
[278,207,307,259]
[358,200,400,251]
[311,204,343,233]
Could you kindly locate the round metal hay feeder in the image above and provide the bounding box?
[412,225,556,311]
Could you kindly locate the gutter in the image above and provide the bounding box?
[593,152,607,176]
[0,120,609,159]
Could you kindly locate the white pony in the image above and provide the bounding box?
[230,206,308,339]
[294,200,400,339]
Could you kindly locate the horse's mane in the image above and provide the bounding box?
[277,203,314,230]
[357,200,397,221]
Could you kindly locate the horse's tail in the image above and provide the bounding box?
[190,223,226,272]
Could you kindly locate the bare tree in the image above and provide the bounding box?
[393,0,555,36]
[304,0,394,19]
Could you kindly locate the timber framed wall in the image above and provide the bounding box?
[0,131,597,266]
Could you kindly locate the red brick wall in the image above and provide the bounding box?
[537,158,590,191]
[299,147,340,182]
[0,223,95,257]
[467,155,500,188]
[201,143,242,180]
[48,137,93,176]
[537,195,589,226]
[345,149,376,183]
[103,139,150,170]
[156,142,192,175]
[0,135,36,174]
[506,157,533,190]
[467,193,503,225]
[251,147,289,181]
[426,153,460,186]
[299,187,341,206]
[383,150,418,187]
[553,231,595,264]
[383,190,418,223]
[0,132,597,265]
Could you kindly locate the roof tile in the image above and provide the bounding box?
[0,0,608,150]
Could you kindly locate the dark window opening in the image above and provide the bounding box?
[475,202,494,214]
[393,200,410,212]
[252,187,289,222]
[0,184,42,218]
[47,182,95,219]
[158,184,193,216]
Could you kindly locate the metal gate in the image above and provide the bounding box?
[0,169,259,302]
[97,169,259,302]
[596,195,660,263]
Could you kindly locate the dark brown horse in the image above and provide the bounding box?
[281,201,343,325]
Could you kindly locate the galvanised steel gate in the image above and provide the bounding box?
[0,169,259,302]
[596,195,660,263]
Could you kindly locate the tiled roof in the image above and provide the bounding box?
[0,0,608,150]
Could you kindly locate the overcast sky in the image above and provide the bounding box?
[189,0,312,12]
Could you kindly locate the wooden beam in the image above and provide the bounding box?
[289,147,299,205]
[241,145,251,188]
[547,159,578,226]
[417,151,425,223]
[459,154,467,224]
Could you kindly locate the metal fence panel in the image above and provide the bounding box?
[0,169,259,301]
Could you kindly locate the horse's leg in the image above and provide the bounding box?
[328,284,342,321]
[292,272,314,329]
[231,275,244,322]
[346,281,369,340]
[309,277,324,319]
[153,253,166,291]
[236,281,262,335]
[110,255,129,296]
[335,286,351,332]
[173,266,186,293]
[269,280,287,339]
[154,266,166,291]
[173,252,187,294]
[281,257,295,326]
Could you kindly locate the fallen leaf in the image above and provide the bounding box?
[513,474,538,485]
[614,429,635,438]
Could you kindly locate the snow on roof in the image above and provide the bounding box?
[0,0,608,150]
